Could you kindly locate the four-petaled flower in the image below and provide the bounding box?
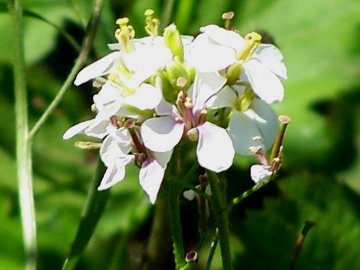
[141,72,235,172]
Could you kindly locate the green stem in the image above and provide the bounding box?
[28,0,106,140]
[207,171,232,270]
[290,220,315,270]
[270,115,291,162]
[62,160,110,270]
[229,176,273,212]
[205,230,219,270]
[144,186,172,269]
[9,0,37,269]
[168,180,186,269]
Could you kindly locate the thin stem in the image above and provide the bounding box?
[62,160,110,270]
[9,0,37,269]
[270,115,291,161]
[205,230,219,270]
[144,185,172,269]
[168,181,186,269]
[229,176,273,212]
[207,171,232,270]
[28,0,106,140]
[290,220,315,270]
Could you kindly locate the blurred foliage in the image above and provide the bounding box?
[1,0,360,269]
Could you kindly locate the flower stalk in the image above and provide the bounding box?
[207,170,232,270]
[9,0,36,269]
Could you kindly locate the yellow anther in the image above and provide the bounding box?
[115,17,135,52]
[245,32,262,42]
[200,109,207,115]
[184,96,192,109]
[145,9,154,16]
[236,31,262,61]
[145,9,159,37]
[116,17,129,27]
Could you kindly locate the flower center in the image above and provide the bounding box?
[236,32,262,61]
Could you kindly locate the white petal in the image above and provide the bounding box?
[253,44,287,80]
[244,59,284,103]
[85,119,111,139]
[191,72,227,115]
[74,52,120,85]
[248,99,279,150]
[125,83,162,110]
[123,45,172,73]
[188,34,235,72]
[139,158,166,204]
[100,129,132,166]
[196,122,234,172]
[93,82,123,111]
[200,25,245,51]
[228,111,264,155]
[206,85,237,109]
[183,190,196,201]
[155,98,181,117]
[250,164,272,184]
[229,100,279,155]
[141,116,184,152]
[63,119,94,140]
[152,150,173,168]
[97,156,134,190]
[93,86,124,121]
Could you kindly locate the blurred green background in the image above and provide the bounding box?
[1,0,360,269]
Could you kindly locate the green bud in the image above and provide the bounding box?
[164,24,184,62]
[159,61,193,104]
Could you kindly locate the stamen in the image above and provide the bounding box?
[236,32,262,61]
[184,96,192,109]
[233,87,256,112]
[222,11,235,30]
[144,9,160,37]
[115,17,135,53]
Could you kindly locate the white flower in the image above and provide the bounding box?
[97,126,172,204]
[74,38,172,87]
[98,127,135,190]
[189,25,287,104]
[207,85,279,155]
[141,72,235,172]
[93,79,162,121]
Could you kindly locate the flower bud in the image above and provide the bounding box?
[164,24,184,62]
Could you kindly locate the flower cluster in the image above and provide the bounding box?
[64,10,287,203]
